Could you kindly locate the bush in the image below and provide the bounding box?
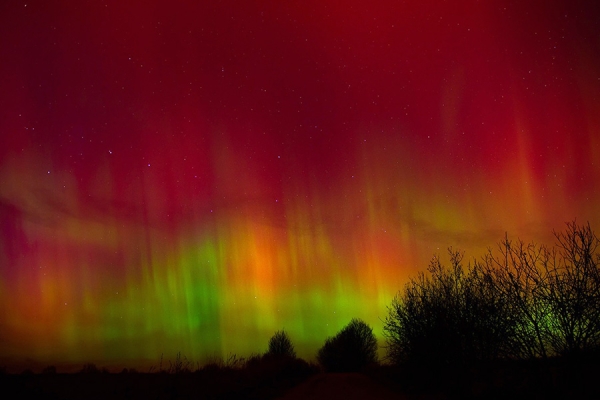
[317,318,378,372]
[266,330,296,358]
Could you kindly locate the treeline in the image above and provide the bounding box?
[383,221,600,368]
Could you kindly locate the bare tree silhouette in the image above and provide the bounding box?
[479,221,600,358]
[384,249,512,367]
[542,222,600,356]
[384,221,600,368]
[478,236,553,359]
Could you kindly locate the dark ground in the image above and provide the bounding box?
[278,372,404,400]
[1,357,600,399]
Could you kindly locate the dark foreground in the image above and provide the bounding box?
[279,372,404,400]
[2,357,600,399]
[0,371,403,400]
[364,357,600,400]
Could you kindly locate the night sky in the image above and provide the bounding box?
[1,0,599,371]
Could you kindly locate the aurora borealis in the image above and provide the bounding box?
[1,0,599,371]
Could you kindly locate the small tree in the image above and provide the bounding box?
[317,318,378,372]
[266,330,296,358]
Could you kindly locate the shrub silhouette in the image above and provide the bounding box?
[80,363,100,374]
[317,318,378,372]
[265,330,296,358]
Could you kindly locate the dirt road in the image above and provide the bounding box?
[278,372,406,400]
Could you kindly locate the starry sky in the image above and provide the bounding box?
[1,0,599,371]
